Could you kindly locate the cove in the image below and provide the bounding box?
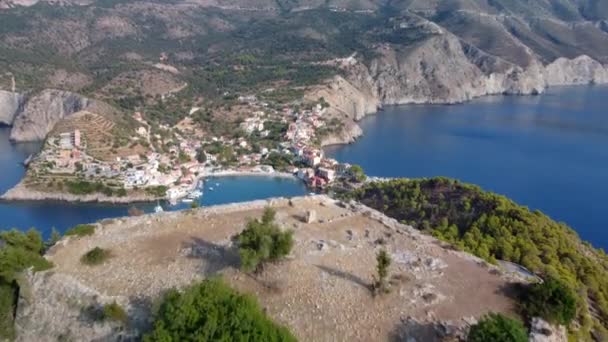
[326,85,608,250]
[0,127,307,238]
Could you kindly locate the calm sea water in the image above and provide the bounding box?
[0,126,307,238]
[326,85,608,250]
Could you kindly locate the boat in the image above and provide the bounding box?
[182,198,194,203]
[154,202,164,213]
[215,183,220,186]
[187,190,203,199]
[209,187,214,191]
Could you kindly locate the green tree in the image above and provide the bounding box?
[521,278,577,325]
[143,278,296,342]
[467,313,528,342]
[47,227,62,248]
[349,165,366,182]
[234,208,294,272]
[196,148,207,163]
[373,249,391,295]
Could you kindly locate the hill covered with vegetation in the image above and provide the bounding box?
[347,177,608,340]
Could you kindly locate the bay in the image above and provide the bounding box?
[326,85,608,250]
[0,127,307,238]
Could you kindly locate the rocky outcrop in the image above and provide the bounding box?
[9,89,90,142]
[528,318,567,342]
[544,55,608,86]
[0,90,25,125]
[14,271,137,342]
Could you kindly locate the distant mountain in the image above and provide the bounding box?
[0,0,607,135]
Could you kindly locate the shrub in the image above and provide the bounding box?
[521,278,577,325]
[234,208,294,272]
[80,247,111,266]
[64,224,95,237]
[143,278,296,342]
[467,313,528,342]
[349,164,366,182]
[372,249,391,295]
[0,229,52,339]
[102,302,128,324]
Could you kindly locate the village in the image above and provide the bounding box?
[31,96,361,203]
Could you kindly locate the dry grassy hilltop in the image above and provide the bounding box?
[14,195,533,341]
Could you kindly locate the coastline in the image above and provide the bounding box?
[0,179,161,204]
[319,83,608,148]
[0,169,301,204]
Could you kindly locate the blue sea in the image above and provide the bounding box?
[326,85,608,250]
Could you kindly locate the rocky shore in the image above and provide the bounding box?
[0,180,159,204]
[310,17,608,146]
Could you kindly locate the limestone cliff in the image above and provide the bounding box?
[0,90,25,125]
[310,27,608,135]
[9,89,90,142]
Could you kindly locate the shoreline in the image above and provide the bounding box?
[0,169,302,204]
[3,84,606,205]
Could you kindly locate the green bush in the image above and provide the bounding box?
[521,278,577,325]
[0,229,53,339]
[235,208,294,272]
[467,313,528,342]
[64,224,95,237]
[143,278,296,342]
[102,302,128,324]
[80,247,111,266]
[349,165,366,182]
[373,249,391,295]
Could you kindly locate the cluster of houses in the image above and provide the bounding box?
[35,96,356,199]
[283,104,352,189]
[40,130,87,174]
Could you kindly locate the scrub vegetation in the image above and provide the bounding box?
[467,313,528,342]
[64,224,95,237]
[0,229,53,340]
[143,278,296,342]
[80,247,112,266]
[348,177,608,339]
[234,208,294,273]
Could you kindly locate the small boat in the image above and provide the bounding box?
[187,190,203,199]
[154,202,164,213]
[209,187,214,191]
[182,198,194,203]
[215,183,220,186]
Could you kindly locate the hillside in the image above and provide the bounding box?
[0,0,605,147]
[347,178,608,341]
[14,196,526,341]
